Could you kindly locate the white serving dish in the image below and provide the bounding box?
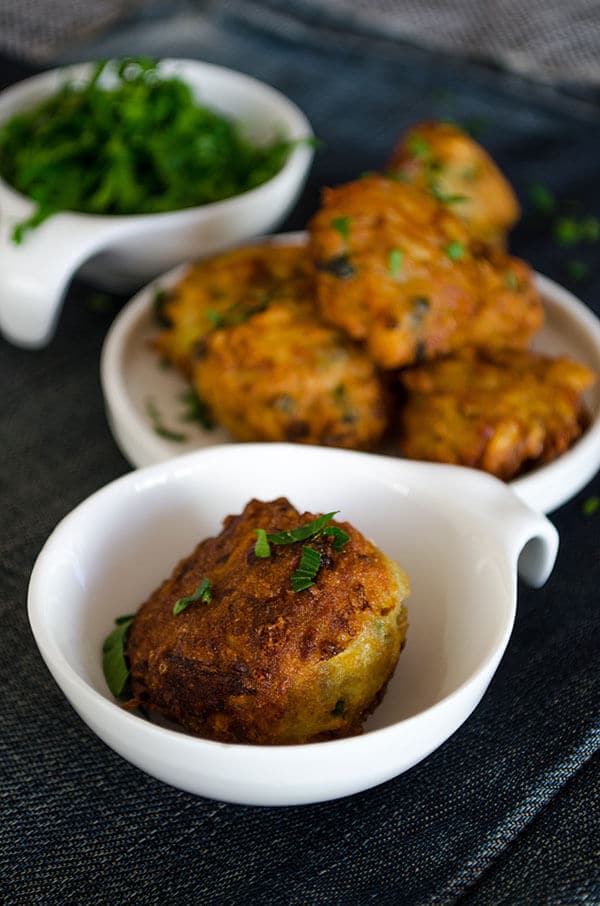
[0,61,313,348]
[28,443,558,806]
[100,234,600,514]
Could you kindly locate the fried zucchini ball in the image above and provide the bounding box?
[387,121,520,248]
[126,498,409,745]
[193,295,389,449]
[154,244,314,375]
[395,348,596,479]
[308,175,541,370]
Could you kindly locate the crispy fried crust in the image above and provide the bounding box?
[470,250,543,350]
[395,348,596,479]
[126,499,409,745]
[308,175,541,369]
[193,297,389,448]
[387,121,520,248]
[154,244,314,375]
[155,242,389,449]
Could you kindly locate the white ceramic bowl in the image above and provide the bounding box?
[100,233,600,514]
[0,60,313,348]
[28,443,558,806]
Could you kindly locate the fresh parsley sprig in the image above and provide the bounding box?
[102,615,134,698]
[331,216,351,241]
[253,510,350,592]
[265,510,340,546]
[172,578,212,615]
[254,528,271,558]
[291,546,322,592]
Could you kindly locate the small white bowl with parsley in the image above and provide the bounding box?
[28,442,558,806]
[0,58,314,347]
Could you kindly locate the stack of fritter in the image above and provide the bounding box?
[156,243,388,449]
[154,121,596,480]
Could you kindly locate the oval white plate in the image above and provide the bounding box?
[101,234,600,513]
[28,443,558,805]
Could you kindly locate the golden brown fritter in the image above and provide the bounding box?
[387,121,520,248]
[126,498,409,745]
[193,295,389,448]
[395,348,596,479]
[154,244,314,375]
[308,175,541,370]
[470,250,543,350]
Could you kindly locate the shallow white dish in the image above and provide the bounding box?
[0,61,313,348]
[101,234,600,514]
[28,443,558,806]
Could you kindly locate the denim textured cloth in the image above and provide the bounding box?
[1,11,599,905]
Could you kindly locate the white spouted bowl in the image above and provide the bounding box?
[28,444,558,806]
[0,60,313,348]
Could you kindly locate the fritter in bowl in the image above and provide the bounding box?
[126,498,409,745]
[387,121,520,248]
[308,175,541,369]
[193,295,389,449]
[154,244,314,375]
[395,348,596,480]
[470,250,543,350]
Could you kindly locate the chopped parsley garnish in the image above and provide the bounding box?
[582,495,599,516]
[146,398,188,443]
[179,388,215,430]
[332,384,357,425]
[266,511,340,545]
[331,698,346,717]
[206,308,226,328]
[316,254,355,279]
[528,183,556,216]
[388,248,403,277]
[430,184,468,205]
[331,216,351,241]
[1,57,296,242]
[153,288,171,327]
[566,259,590,283]
[291,545,322,592]
[253,510,350,591]
[254,528,271,558]
[321,525,351,551]
[407,135,431,159]
[445,241,465,261]
[553,215,600,246]
[173,578,212,615]
[584,217,600,241]
[554,217,580,246]
[206,300,270,330]
[504,272,519,291]
[102,615,134,698]
[386,169,410,183]
[526,187,598,274]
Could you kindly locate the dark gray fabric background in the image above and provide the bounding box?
[2,0,600,86]
[1,10,600,905]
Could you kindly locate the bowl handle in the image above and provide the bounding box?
[503,500,559,587]
[0,210,129,348]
